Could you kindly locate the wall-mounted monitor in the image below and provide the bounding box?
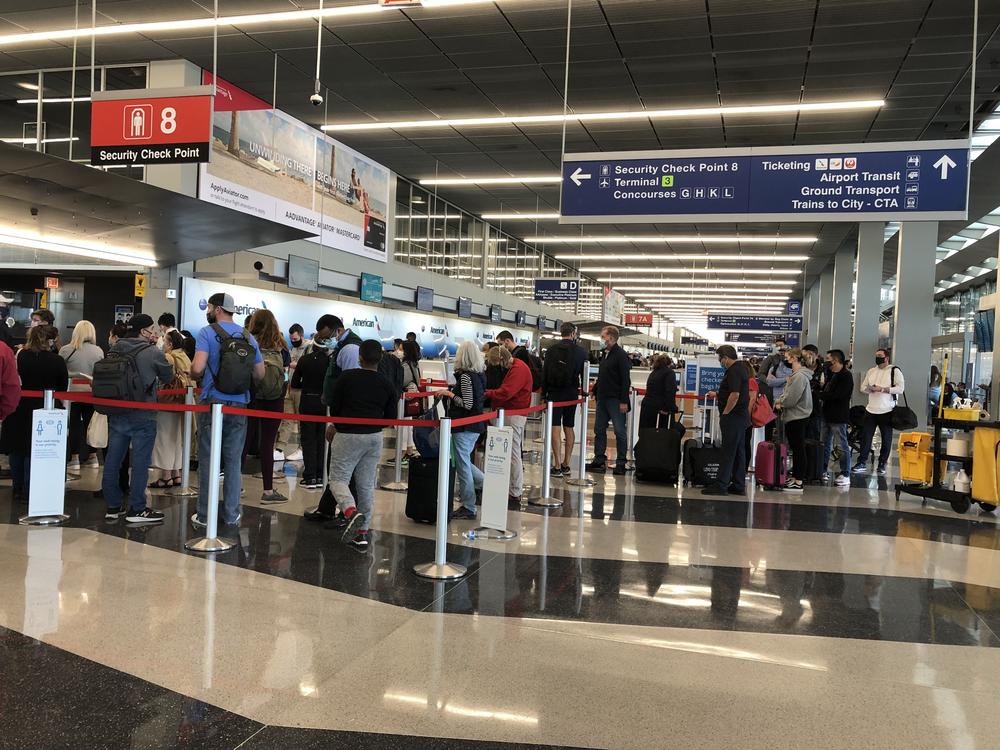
[489,304,502,323]
[288,254,319,293]
[515,310,526,327]
[360,272,383,304]
[416,286,434,312]
[457,296,473,319]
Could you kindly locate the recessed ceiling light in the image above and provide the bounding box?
[528,236,816,244]
[555,253,809,261]
[323,99,885,132]
[419,176,562,186]
[481,212,561,220]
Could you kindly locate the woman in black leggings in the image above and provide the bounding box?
[775,348,813,493]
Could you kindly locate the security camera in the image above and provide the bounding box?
[310,93,324,107]
[30,207,38,216]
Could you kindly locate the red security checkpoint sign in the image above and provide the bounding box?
[625,313,653,327]
[90,86,213,166]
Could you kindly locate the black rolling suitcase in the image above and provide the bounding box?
[683,400,724,487]
[405,457,456,524]
[635,413,684,484]
[804,438,825,483]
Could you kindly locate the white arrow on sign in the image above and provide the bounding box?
[570,167,592,186]
[933,154,957,179]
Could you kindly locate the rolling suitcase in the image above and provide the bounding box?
[405,457,456,524]
[683,400,724,486]
[635,413,683,484]
[755,419,788,490]
[804,438,825,483]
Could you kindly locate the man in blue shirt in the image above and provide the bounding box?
[190,292,264,528]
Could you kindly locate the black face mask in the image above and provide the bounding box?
[291,338,302,348]
[875,356,886,366]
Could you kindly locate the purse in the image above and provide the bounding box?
[87,411,109,449]
[750,392,777,428]
[889,366,918,430]
[403,364,424,416]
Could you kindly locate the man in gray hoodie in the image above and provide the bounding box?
[101,314,174,524]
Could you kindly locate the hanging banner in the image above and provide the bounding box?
[90,86,213,166]
[198,72,393,263]
[603,287,626,325]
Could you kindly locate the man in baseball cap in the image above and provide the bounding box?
[207,292,236,314]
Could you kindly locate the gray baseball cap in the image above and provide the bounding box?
[207,292,236,313]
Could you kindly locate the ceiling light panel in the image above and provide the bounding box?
[554,254,809,261]
[578,267,801,274]
[528,236,816,244]
[0,230,156,266]
[419,176,562,186]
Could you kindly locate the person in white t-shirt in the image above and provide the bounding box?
[852,347,905,476]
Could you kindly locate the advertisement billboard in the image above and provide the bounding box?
[198,72,393,263]
[603,287,626,325]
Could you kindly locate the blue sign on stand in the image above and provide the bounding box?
[560,140,968,223]
[534,278,579,302]
[698,366,726,397]
[708,314,802,332]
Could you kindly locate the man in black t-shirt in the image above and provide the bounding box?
[702,345,750,496]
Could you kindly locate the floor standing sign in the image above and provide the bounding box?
[24,408,68,523]
[480,426,513,532]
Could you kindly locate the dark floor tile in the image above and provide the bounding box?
[239,725,588,749]
[0,625,261,750]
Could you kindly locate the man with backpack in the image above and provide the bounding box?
[542,322,587,476]
[97,314,173,523]
[190,293,265,528]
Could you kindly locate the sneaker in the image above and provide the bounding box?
[561,465,572,476]
[851,463,868,474]
[347,531,370,552]
[303,507,333,523]
[105,506,126,520]
[451,507,477,521]
[190,513,207,529]
[340,508,367,543]
[820,472,830,483]
[67,459,80,471]
[550,464,562,476]
[612,464,627,476]
[876,464,887,476]
[261,490,288,504]
[285,449,303,462]
[85,456,100,468]
[299,478,321,490]
[784,479,804,493]
[585,460,607,473]
[126,508,165,524]
[222,513,242,526]
[835,474,851,486]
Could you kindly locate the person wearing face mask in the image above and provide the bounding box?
[277,323,311,462]
[853,348,904,475]
[818,349,853,485]
[586,325,632,475]
[100,314,174,524]
[701,345,750,496]
[773,348,813,493]
[758,337,786,386]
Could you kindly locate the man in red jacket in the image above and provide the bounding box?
[485,346,533,504]
[0,340,20,421]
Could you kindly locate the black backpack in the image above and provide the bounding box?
[544,341,575,390]
[91,343,154,414]
[377,351,405,395]
[210,323,256,395]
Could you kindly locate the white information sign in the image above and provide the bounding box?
[480,426,513,532]
[28,408,68,518]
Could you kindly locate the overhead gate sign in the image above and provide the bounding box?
[560,140,969,223]
[91,86,213,166]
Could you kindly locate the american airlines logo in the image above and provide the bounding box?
[430,326,445,335]
[353,317,375,327]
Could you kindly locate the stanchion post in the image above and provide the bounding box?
[413,417,468,580]
[381,397,408,491]
[43,389,54,410]
[626,388,636,469]
[174,385,198,497]
[530,400,562,507]
[497,408,505,428]
[185,403,235,553]
[566,362,595,488]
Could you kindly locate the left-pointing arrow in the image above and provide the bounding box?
[570,166,592,187]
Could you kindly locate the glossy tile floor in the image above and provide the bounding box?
[3,427,1000,749]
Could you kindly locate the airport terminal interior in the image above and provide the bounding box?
[3,0,1000,748]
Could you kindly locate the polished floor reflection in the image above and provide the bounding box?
[3,452,1000,749]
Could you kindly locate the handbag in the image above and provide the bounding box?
[403,363,424,417]
[87,411,109,449]
[889,367,918,430]
[751,392,776,428]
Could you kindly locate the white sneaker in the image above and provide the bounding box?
[85,456,100,468]
[784,479,804,493]
[835,474,851,486]
[273,450,284,462]
[285,449,303,461]
[67,460,80,471]
[820,472,830,482]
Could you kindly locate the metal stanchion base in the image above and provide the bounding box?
[19,514,69,526]
[380,480,408,492]
[528,495,563,507]
[185,536,236,553]
[171,486,199,497]
[465,527,517,540]
[565,477,595,487]
[65,473,81,482]
[412,561,468,580]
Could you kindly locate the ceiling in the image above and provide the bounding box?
[0,0,998,293]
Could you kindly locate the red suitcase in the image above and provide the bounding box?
[755,420,788,490]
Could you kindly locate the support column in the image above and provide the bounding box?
[804,284,817,343]
[853,223,884,404]
[830,245,854,354]
[815,267,834,352]
[892,221,938,428]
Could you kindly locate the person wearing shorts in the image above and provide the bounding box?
[542,322,588,477]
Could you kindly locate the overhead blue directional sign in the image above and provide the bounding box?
[534,278,579,302]
[560,140,968,223]
[708,314,803,332]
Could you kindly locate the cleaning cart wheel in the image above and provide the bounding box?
[951,498,971,514]
[979,502,997,513]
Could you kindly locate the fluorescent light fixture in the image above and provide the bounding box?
[555,253,809,262]
[481,212,561,220]
[528,236,816,244]
[2,136,80,144]
[395,236,506,243]
[396,213,462,219]
[16,82,39,91]
[0,230,157,266]
[635,295,789,302]
[602,279,795,287]
[17,97,91,104]
[579,267,801,274]
[419,176,561,186]
[324,99,885,132]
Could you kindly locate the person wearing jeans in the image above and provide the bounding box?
[586,325,631,475]
[439,340,486,519]
[819,349,854,485]
[484,345,533,503]
[701,346,751,496]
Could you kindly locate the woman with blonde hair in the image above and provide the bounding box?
[59,320,106,470]
[245,308,291,504]
[150,330,192,488]
[438,339,485,520]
